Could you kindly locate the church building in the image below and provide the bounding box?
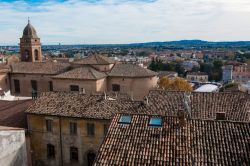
[0,21,158,100]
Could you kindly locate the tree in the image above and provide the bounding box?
[191,66,200,72]
[158,77,192,92]
[149,58,157,71]
[148,58,163,71]
[158,77,171,89]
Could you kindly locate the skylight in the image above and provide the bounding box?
[149,117,162,127]
[119,115,132,124]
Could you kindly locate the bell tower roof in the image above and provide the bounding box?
[22,19,38,38]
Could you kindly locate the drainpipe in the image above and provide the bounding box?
[59,117,63,166]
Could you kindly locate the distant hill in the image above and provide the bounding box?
[2,40,250,49]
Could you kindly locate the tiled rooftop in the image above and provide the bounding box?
[0,100,34,128]
[109,64,158,77]
[94,114,250,166]
[10,62,70,75]
[73,54,115,65]
[145,90,250,122]
[25,92,144,119]
[26,90,250,122]
[53,66,106,80]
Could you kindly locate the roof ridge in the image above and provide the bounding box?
[88,67,98,79]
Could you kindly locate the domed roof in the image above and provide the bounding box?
[22,20,38,38]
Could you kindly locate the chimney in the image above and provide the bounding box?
[145,97,149,105]
[178,109,187,127]
[131,92,134,101]
[216,112,226,120]
[80,88,86,95]
[104,91,107,100]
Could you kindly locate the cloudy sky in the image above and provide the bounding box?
[0,0,250,45]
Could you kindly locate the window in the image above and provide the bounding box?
[46,119,53,132]
[31,80,37,91]
[103,124,108,136]
[119,115,132,124]
[87,123,95,136]
[47,144,55,159]
[49,81,53,91]
[24,50,29,61]
[70,147,78,162]
[112,84,120,92]
[70,85,79,92]
[70,122,77,135]
[14,79,20,93]
[31,80,38,99]
[149,117,162,127]
[87,152,96,166]
[34,49,39,61]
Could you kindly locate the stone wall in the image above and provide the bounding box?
[107,76,158,100]
[0,128,27,166]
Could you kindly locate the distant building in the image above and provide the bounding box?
[157,71,178,79]
[222,65,233,83]
[186,72,208,82]
[194,84,219,92]
[181,60,200,71]
[0,126,27,166]
[222,63,250,83]
[239,82,250,94]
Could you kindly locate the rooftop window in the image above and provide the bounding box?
[149,117,162,127]
[119,115,132,124]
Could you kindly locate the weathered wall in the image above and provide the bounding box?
[0,129,27,166]
[10,73,53,96]
[186,75,208,83]
[52,79,100,94]
[0,72,9,92]
[107,76,158,100]
[28,114,109,166]
[96,78,107,92]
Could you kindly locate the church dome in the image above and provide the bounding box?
[22,20,38,38]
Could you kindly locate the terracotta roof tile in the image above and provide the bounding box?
[0,100,34,128]
[25,92,143,119]
[94,114,250,166]
[26,91,250,122]
[10,62,70,74]
[53,66,106,80]
[73,54,115,65]
[109,64,158,77]
[145,90,250,122]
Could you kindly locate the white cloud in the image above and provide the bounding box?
[0,0,250,45]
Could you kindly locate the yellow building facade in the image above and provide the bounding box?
[28,114,109,166]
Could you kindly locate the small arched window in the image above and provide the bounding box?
[24,50,29,61]
[34,49,39,61]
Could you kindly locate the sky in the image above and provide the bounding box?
[0,0,250,45]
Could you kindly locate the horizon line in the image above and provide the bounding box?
[1,39,250,47]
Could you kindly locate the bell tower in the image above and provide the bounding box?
[20,19,42,62]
